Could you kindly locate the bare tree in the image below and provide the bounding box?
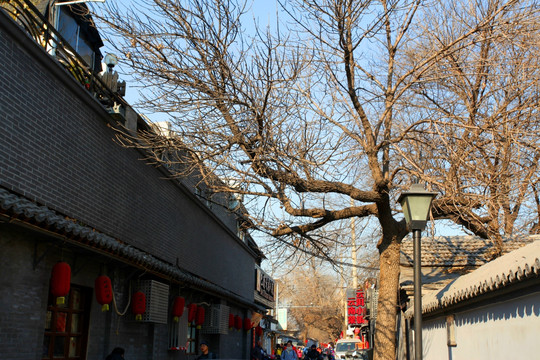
[276,260,344,343]
[94,0,540,358]
[396,0,540,254]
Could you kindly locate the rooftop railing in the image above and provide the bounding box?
[1,0,128,115]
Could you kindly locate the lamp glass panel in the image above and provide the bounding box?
[407,195,433,221]
[401,199,411,224]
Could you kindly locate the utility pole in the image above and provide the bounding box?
[351,215,357,290]
[339,259,348,333]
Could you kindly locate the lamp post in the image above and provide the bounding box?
[398,184,437,360]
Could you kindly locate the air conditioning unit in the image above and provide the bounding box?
[201,304,230,334]
[136,280,169,324]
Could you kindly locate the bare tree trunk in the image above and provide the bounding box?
[374,236,402,360]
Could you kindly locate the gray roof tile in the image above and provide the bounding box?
[400,235,538,267]
[416,240,540,316]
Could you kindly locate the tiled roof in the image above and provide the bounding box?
[415,240,540,316]
[400,235,538,267]
[0,187,264,310]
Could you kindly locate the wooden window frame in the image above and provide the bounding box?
[42,285,91,360]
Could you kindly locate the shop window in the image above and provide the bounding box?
[168,308,199,354]
[188,325,199,354]
[42,285,91,360]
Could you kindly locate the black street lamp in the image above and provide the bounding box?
[398,184,437,360]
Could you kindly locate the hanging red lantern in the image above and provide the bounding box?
[244,317,252,331]
[132,291,146,321]
[51,262,71,305]
[235,315,242,330]
[187,303,198,325]
[172,296,185,322]
[195,306,205,329]
[95,275,113,312]
[228,313,235,330]
[256,325,263,336]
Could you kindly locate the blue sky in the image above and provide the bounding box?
[92,0,280,115]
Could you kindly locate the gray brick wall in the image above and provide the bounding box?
[0,11,255,300]
[0,224,170,360]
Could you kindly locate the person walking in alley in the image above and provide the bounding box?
[306,345,321,360]
[275,343,283,359]
[251,339,265,360]
[281,341,298,360]
[196,340,217,359]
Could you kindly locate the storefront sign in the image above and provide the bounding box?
[347,289,367,326]
[255,267,275,302]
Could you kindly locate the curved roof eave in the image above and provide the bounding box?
[0,187,266,312]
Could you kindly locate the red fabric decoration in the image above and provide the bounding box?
[256,325,263,336]
[244,317,252,331]
[132,291,146,321]
[172,297,185,322]
[228,313,235,330]
[235,315,242,330]
[51,262,71,305]
[95,275,113,312]
[187,303,198,324]
[195,306,205,329]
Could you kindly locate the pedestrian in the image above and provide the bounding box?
[105,347,125,360]
[275,344,283,359]
[306,345,321,360]
[323,348,335,360]
[196,340,217,359]
[251,339,265,360]
[303,346,310,359]
[281,341,298,360]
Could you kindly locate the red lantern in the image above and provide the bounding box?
[228,313,235,330]
[94,275,113,312]
[172,297,185,322]
[256,325,263,336]
[235,315,242,330]
[132,291,146,321]
[187,303,197,325]
[51,262,71,305]
[244,317,252,331]
[195,306,205,329]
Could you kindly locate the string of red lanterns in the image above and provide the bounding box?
[53,264,249,335]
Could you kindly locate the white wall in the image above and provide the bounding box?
[422,291,540,360]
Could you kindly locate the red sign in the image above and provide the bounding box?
[347,289,368,326]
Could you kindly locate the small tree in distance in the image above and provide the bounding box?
[276,260,344,344]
